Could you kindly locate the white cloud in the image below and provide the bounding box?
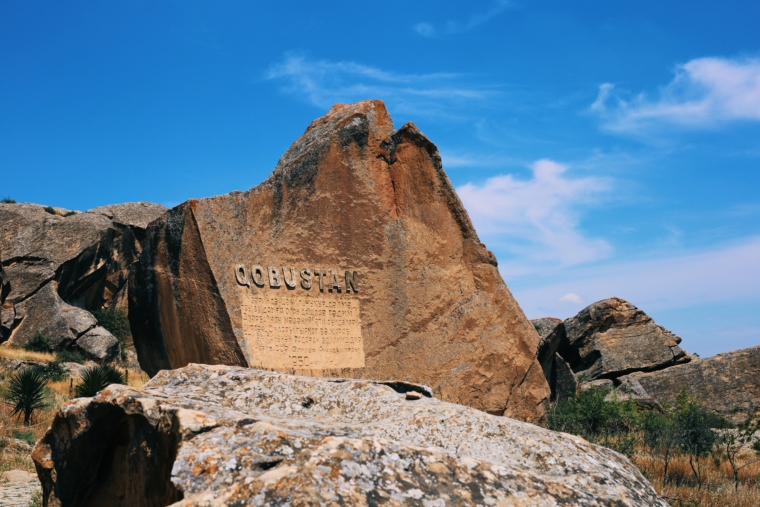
[456,159,612,274]
[559,293,583,304]
[265,54,493,117]
[513,237,760,321]
[414,1,512,38]
[594,57,760,131]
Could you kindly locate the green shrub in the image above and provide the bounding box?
[10,429,36,445]
[56,349,84,364]
[23,332,50,352]
[32,361,69,382]
[1,197,16,203]
[28,490,43,507]
[92,308,131,341]
[75,364,126,398]
[93,308,130,360]
[547,385,641,455]
[642,409,679,482]
[63,210,77,217]
[43,206,57,215]
[674,388,719,489]
[4,367,48,425]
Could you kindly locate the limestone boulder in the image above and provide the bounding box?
[88,201,169,231]
[0,248,9,304]
[621,345,760,423]
[129,100,549,422]
[563,298,689,380]
[75,326,120,363]
[553,352,578,401]
[532,317,567,377]
[33,364,666,506]
[0,201,166,345]
[8,281,96,350]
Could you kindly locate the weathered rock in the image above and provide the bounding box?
[7,281,96,350]
[552,352,578,401]
[33,364,666,506]
[580,379,615,392]
[74,326,120,363]
[532,317,567,378]
[0,201,166,346]
[88,202,168,231]
[129,100,549,422]
[0,248,9,305]
[0,203,114,305]
[563,298,689,380]
[0,356,45,373]
[621,345,760,423]
[1,304,14,342]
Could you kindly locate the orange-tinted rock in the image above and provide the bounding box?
[129,100,549,422]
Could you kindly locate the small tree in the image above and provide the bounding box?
[674,388,718,489]
[642,410,678,483]
[718,413,760,491]
[5,368,48,425]
[75,365,126,397]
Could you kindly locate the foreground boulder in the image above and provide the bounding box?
[33,364,665,506]
[563,298,690,380]
[0,201,166,350]
[129,100,548,421]
[621,345,760,423]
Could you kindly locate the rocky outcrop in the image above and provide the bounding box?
[7,281,96,350]
[76,326,120,363]
[532,318,577,402]
[129,100,549,422]
[621,345,760,423]
[33,363,666,506]
[0,201,166,354]
[563,298,690,380]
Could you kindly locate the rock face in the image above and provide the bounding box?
[129,100,549,421]
[563,298,690,380]
[33,364,666,506]
[0,201,166,353]
[621,345,760,423]
[76,326,120,363]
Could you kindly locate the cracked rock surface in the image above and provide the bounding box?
[562,298,690,380]
[34,363,665,507]
[621,345,760,424]
[0,201,165,351]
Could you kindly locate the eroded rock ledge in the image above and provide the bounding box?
[33,363,665,506]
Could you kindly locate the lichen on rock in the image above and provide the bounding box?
[33,363,666,506]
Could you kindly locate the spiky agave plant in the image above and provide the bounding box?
[75,365,126,398]
[6,367,48,425]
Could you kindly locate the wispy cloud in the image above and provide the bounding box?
[514,237,760,320]
[415,1,512,38]
[265,54,494,117]
[593,57,760,133]
[456,159,612,274]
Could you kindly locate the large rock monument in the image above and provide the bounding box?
[129,100,550,422]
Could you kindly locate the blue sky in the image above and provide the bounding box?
[2,1,759,356]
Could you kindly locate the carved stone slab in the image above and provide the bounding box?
[240,292,364,370]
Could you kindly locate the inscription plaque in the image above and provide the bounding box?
[240,293,364,370]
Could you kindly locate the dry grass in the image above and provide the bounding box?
[0,347,56,363]
[634,449,760,506]
[1,364,149,474]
